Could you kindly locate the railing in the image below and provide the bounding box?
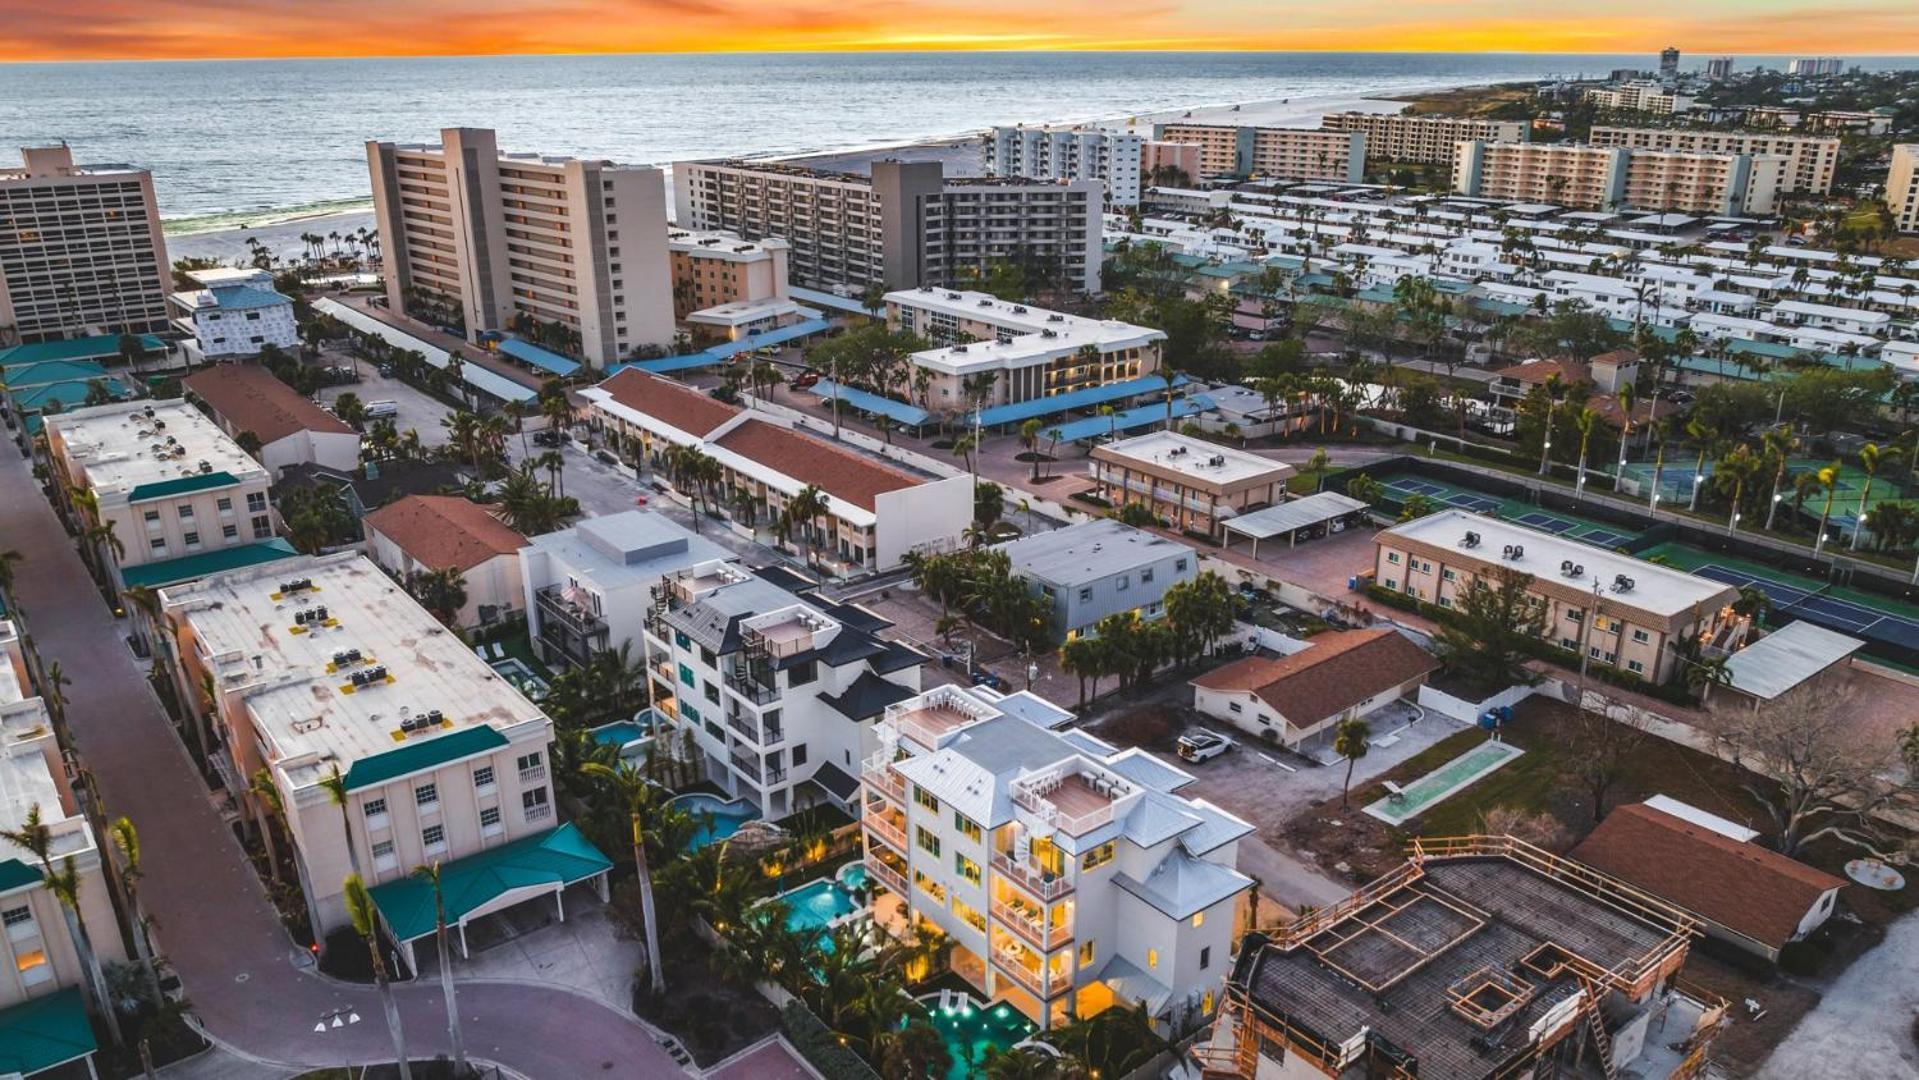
[724,671,779,705]
[992,955,1068,1000]
[1010,778,1116,836]
[990,851,1074,901]
[524,802,553,823]
[863,811,909,853]
[535,585,606,634]
[991,899,1072,951]
[518,765,547,784]
[725,709,758,741]
[861,752,907,802]
[729,752,763,782]
[864,853,908,896]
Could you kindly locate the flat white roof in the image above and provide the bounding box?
[1098,431,1293,488]
[48,399,268,502]
[163,553,546,792]
[1381,510,1737,617]
[667,228,787,260]
[1722,620,1863,701]
[889,288,1163,374]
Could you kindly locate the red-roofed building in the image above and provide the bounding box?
[582,368,742,459]
[363,495,530,628]
[183,364,360,476]
[1189,628,1437,750]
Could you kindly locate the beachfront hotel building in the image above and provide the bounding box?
[861,683,1253,1031]
[1589,126,1841,195]
[652,565,926,821]
[884,287,1164,411]
[671,159,1102,293]
[1147,123,1364,184]
[0,635,124,1076]
[157,553,608,947]
[1088,432,1294,538]
[365,127,675,369]
[0,144,171,345]
[168,266,299,361]
[581,368,973,573]
[666,228,809,343]
[1451,142,1787,216]
[1584,80,1694,114]
[1320,112,1528,166]
[1890,145,1919,234]
[983,125,1146,207]
[42,399,281,590]
[1371,509,1740,684]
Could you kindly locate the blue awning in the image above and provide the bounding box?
[498,338,582,377]
[612,317,832,376]
[811,380,932,426]
[974,373,1187,428]
[1042,395,1213,443]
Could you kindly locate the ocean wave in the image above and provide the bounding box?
[161,197,375,237]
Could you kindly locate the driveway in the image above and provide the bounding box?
[1757,909,1919,1080]
[0,450,687,1076]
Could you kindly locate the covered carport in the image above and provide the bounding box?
[1220,491,1372,557]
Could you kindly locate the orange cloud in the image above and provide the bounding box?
[2,0,1918,60]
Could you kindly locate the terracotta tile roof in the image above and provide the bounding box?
[362,495,529,573]
[712,419,920,512]
[1589,348,1641,369]
[183,364,354,444]
[1189,628,1438,728]
[596,368,741,437]
[1505,358,1588,386]
[1570,802,1846,950]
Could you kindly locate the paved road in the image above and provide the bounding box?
[0,449,686,1077]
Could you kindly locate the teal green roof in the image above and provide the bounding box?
[0,334,165,368]
[0,988,96,1076]
[11,379,132,414]
[367,822,611,941]
[343,725,509,792]
[119,539,299,590]
[0,859,41,894]
[0,360,110,389]
[125,471,240,504]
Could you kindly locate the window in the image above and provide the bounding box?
[703,682,719,705]
[1228,701,1243,714]
[1627,659,1645,674]
[1175,558,1188,573]
[178,505,194,521]
[914,786,940,812]
[916,826,941,856]
[247,492,267,513]
[1078,940,1096,967]
[792,743,808,766]
[2,905,34,941]
[523,787,551,820]
[217,496,233,514]
[223,524,238,539]
[1568,608,1584,623]
[422,825,447,854]
[1077,587,1093,603]
[1632,628,1650,643]
[679,664,695,687]
[700,647,717,667]
[372,839,396,870]
[473,765,496,790]
[16,949,50,986]
[1140,567,1154,584]
[1116,575,1130,591]
[1383,579,1397,591]
[362,798,389,828]
[953,898,987,933]
[149,537,167,552]
[954,812,982,843]
[415,782,439,807]
[955,853,981,886]
[1192,911,1205,928]
[143,509,161,525]
[517,751,543,773]
[787,660,817,686]
[675,631,691,650]
[252,516,273,539]
[1560,637,1579,650]
[912,870,947,905]
[1387,551,1401,564]
[1441,568,1456,581]
[1146,948,1159,970]
[1438,596,1454,609]
[1200,946,1212,970]
[183,531,200,547]
[480,806,503,835]
[1081,841,1115,872]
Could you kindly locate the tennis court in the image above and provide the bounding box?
[1693,563,1919,649]
[1380,476,1501,514]
[1372,472,1645,549]
[1617,459,1911,531]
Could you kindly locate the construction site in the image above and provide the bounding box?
[1194,836,1728,1080]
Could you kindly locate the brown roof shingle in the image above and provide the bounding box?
[713,419,920,512]
[596,368,742,438]
[1570,802,1846,950]
[363,495,529,573]
[183,364,355,445]
[1190,628,1438,729]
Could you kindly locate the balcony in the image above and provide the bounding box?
[864,853,908,895]
[519,764,547,784]
[862,751,907,802]
[991,851,1074,901]
[536,584,605,636]
[724,670,779,706]
[992,954,1069,1000]
[991,899,1073,951]
[729,751,763,783]
[864,810,909,853]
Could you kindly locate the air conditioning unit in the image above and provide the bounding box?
[1613,574,1635,592]
[1462,531,1480,548]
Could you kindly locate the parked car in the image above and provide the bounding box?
[1176,729,1235,763]
[595,450,617,466]
[531,430,562,448]
[377,364,396,377]
[363,400,400,419]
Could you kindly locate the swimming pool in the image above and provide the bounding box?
[670,792,761,849]
[588,719,650,750]
[917,992,1037,1079]
[1363,739,1524,827]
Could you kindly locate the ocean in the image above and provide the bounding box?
[1,51,1909,228]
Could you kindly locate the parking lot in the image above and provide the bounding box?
[312,346,460,449]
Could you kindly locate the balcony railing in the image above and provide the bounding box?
[724,671,779,705]
[729,752,763,782]
[862,752,907,802]
[992,954,1068,1000]
[991,900,1073,951]
[864,853,908,896]
[864,812,909,853]
[519,765,547,784]
[990,851,1074,901]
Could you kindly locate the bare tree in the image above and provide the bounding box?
[1713,687,1902,857]
[1563,703,1655,824]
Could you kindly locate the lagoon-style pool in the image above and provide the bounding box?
[671,792,761,849]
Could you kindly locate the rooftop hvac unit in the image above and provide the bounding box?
[1210,455,1225,467]
[199,461,213,474]
[945,292,962,300]
[1048,314,1066,322]
[977,299,993,307]
[280,577,314,594]
[1462,531,1481,548]
[1613,574,1636,592]
[1012,305,1028,313]
[143,405,156,418]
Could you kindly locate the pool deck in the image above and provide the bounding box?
[1363,739,1524,827]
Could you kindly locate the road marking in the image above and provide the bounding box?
[1257,752,1296,773]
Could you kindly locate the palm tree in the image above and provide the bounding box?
[411,862,468,1075]
[107,816,165,1005]
[248,768,284,885]
[1762,426,1797,531]
[1715,444,1763,535]
[2,808,121,1046]
[1610,384,1636,491]
[318,764,362,878]
[1535,374,1566,476]
[1572,407,1600,494]
[581,760,666,995]
[1684,419,1716,512]
[1334,718,1370,808]
[1812,461,1842,556]
[343,874,413,1080]
[783,485,831,572]
[1017,418,1043,481]
[1849,443,1887,551]
[952,431,980,486]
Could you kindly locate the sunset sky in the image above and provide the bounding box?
[5,0,1919,62]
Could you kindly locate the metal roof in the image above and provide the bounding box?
[119,538,300,590]
[0,987,95,1076]
[498,338,582,377]
[1221,492,1370,540]
[342,724,509,792]
[1722,620,1863,701]
[811,379,932,426]
[367,822,611,942]
[1113,846,1252,920]
[1041,394,1213,443]
[125,470,241,504]
[998,519,1191,587]
[973,373,1183,428]
[0,333,165,368]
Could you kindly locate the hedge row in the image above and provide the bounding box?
[780,1001,882,1080]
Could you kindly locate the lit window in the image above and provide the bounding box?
[1147,948,1159,970]
[916,826,941,856]
[914,786,940,813]
[16,949,50,985]
[954,813,982,843]
[1081,841,1115,872]
[1192,911,1205,928]
[955,854,981,886]
[1078,940,1096,967]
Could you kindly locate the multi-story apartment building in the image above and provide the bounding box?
[885,287,1163,410]
[1590,126,1840,194]
[653,565,925,820]
[366,127,675,369]
[158,554,605,947]
[1372,510,1739,684]
[582,369,973,573]
[1584,80,1694,114]
[1889,145,1919,234]
[672,159,1102,293]
[1320,112,1526,166]
[1705,57,1735,81]
[997,520,1197,642]
[1787,57,1843,77]
[168,266,299,360]
[1140,141,1204,187]
[984,125,1146,208]
[1089,432,1294,538]
[861,684,1253,1030]
[0,652,123,1076]
[43,399,283,590]
[1150,124,1364,183]
[1452,142,1784,215]
[0,145,170,345]
[665,229,805,342]
[1659,46,1681,78]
